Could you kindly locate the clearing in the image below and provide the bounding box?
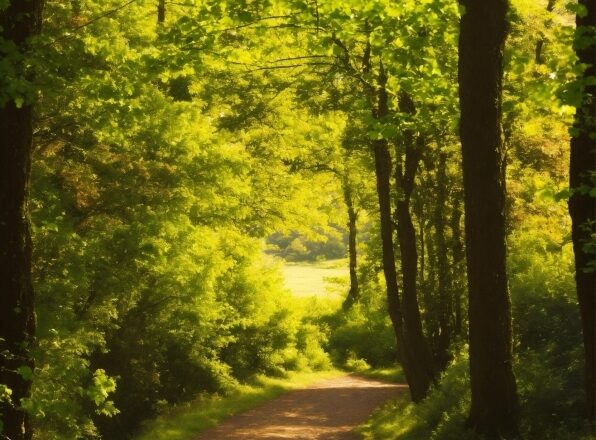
[282,258,349,297]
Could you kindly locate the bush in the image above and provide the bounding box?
[325,302,398,368]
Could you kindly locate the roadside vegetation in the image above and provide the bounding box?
[134,370,343,440]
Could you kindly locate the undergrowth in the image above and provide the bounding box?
[360,351,595,440]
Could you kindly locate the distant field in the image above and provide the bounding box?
[281,259,349,297]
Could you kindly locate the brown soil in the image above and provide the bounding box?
[194,374,407,440]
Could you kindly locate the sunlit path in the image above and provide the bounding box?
[194,375,406,440]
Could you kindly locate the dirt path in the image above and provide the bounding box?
[194,375,407,440]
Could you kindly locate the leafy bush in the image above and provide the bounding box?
[509,229,590,438]
[325,299,398,368]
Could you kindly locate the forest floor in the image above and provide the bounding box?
[193,374,406,439]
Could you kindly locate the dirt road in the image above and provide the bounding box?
[194,375,406,440]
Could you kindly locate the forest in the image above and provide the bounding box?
[0,0,594,439]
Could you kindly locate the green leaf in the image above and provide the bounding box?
[16,365,33,381]
[554,188,570,202]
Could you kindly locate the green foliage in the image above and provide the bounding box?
[0,383,12,434]
[360,353,473,440]
[325,301,398,368]
[509,226,590,438]
[267,230,347,262]
[12,0,590,438]
[318,222,399,369]
[362,224,592,440]
[27,1,339,438]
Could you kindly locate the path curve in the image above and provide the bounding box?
[194,374,407,440]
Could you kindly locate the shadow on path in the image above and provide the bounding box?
[194,374,407,440]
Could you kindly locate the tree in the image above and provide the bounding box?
[370,61,413,397]
[341,173,361,309]
[458,0,519,437]
[432,151,453,370]
[0,1,44,438]
[366,59,434,402]
[569,0,595,421]
[392,94,436,394]
[157,0,165,24]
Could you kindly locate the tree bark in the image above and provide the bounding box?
[569,0,595,422]
[372,114,407,394]
[394,127,436,397]
[424,215,439,343]
[369,62,431,402]
[434,152,452,371]
[458,0,519,437]
[371,62,405,362]
[450,194,465,337]
[0,1,44,439]
[157,0,165,24]
[342,178,360,310]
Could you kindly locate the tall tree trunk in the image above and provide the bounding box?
[369,62,432,402]
[394,126,436,396]
[458,0,519,437]
[0,1,44,439]
[569,0,595,422]
[434,152,452,371]
[424,215,439,344]
[450,194,465,337]
[412,189,428,318]
[342,178,360,310]
[418,219,426,290]
[371,90,406,391]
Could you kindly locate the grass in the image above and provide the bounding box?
[358,358,471,440]
[281,258,348,297]
[340,355,406,384]
[356,366,406,383]
[132,369,345,440]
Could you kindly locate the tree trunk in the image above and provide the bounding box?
[418,218,426,290]
[394,128,436,397]
[372,121,407,390]
[157,0,165,24]
[434,152,452,371]
[424,215,439,344]
[342,178,360,310]
[450,194,465,337]
[369,62,431,402]
[569,0,595,422]
[371,61,405,364]
[0,1,44,439]
[458,0,519,437]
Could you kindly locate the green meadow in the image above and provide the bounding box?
[281,259,349,298]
